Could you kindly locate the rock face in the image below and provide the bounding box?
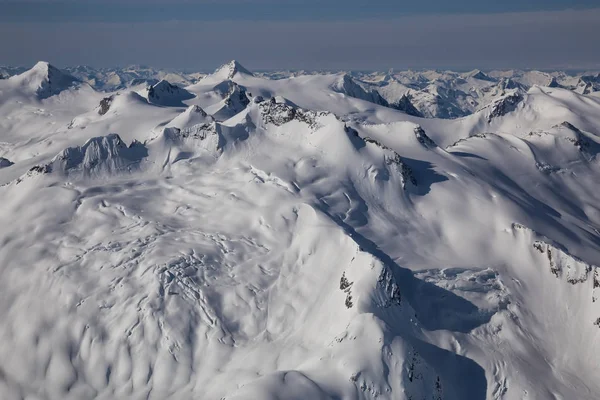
[210,82,251,121]
[487,92,523,122]
[363,136,417,190]
[391,94,423,117]
[147,80,195,106]
[497,78,524,92]
[414,126,437,148]
[224,82,250,109]
[576,74,600,94]
[547,77,560,88]
[468,70,495,82]
[533,240,597,285]
[158,122,228,164]
[97,95,115,115]
[164,122,223,147]
[557,121,598,154]
[50,134,148,178]
[259,97,324,128]
[0,157,13,168]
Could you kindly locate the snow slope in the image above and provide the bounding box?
[1,61,600,400]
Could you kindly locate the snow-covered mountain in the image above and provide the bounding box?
[1,60,600,400]
[1,61,81,100]
[14,64,596,120]
[143,80,195,107]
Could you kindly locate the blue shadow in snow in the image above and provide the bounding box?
[316,201,494,333]
[402,157,449,196]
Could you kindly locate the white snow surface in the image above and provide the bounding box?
[1,61,600,400]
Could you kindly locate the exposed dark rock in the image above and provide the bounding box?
[533,240,594,284]
[224,82,250,109]
[363,136,417,189]
[98,95,115,115]
[147,80,194,106]
[535,162,562,174]
[547,77,560,88]
[0,157,13,168]
[377,266,401,307]
[340,272,352,291]
[557,121,598,155]
[340,272,354,308]
[164,122,221,142]
[577,74,600,94]
[414,126,437,148]
[29,164,52,174]
[259,97,326,128]
[446,133,489,149]
[391,94,423,117]
[487,93,523,123]
[470,70,495,82]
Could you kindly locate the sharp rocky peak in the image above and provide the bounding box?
[215,60,254,80]
[258,96,328,128]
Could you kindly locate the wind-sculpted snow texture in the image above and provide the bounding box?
[1,61,600,400]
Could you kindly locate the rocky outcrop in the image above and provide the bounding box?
[576,74,600,94]
[48,134,147,178]
[487,92,523,122]
[547,77,560,88]
[446,133,489,149]
[208,81,251,121]
[391,94,423,117]
[363,137,417,190]
[376,266,402,308]
[414,126,437,148]
[466,69,495,82]
[533,240,596,284]
[147,80,195,106]
[258,97,327,129]
[224,82,250,109]
[161,122,226,157]
[556,121,597,155]
[0,157,13,168]
[97,95,115,115]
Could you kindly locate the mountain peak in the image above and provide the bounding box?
[214,60,254,80]
[12,61,78,99]
[147,79,195,106]
[31,61,51,71]
[465,69,494,82]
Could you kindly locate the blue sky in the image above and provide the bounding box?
[1,0,598,22]
[1,0,599,70]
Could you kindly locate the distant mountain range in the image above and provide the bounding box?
[3,64,598,120]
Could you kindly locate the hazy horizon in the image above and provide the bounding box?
[0,1,599,71]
